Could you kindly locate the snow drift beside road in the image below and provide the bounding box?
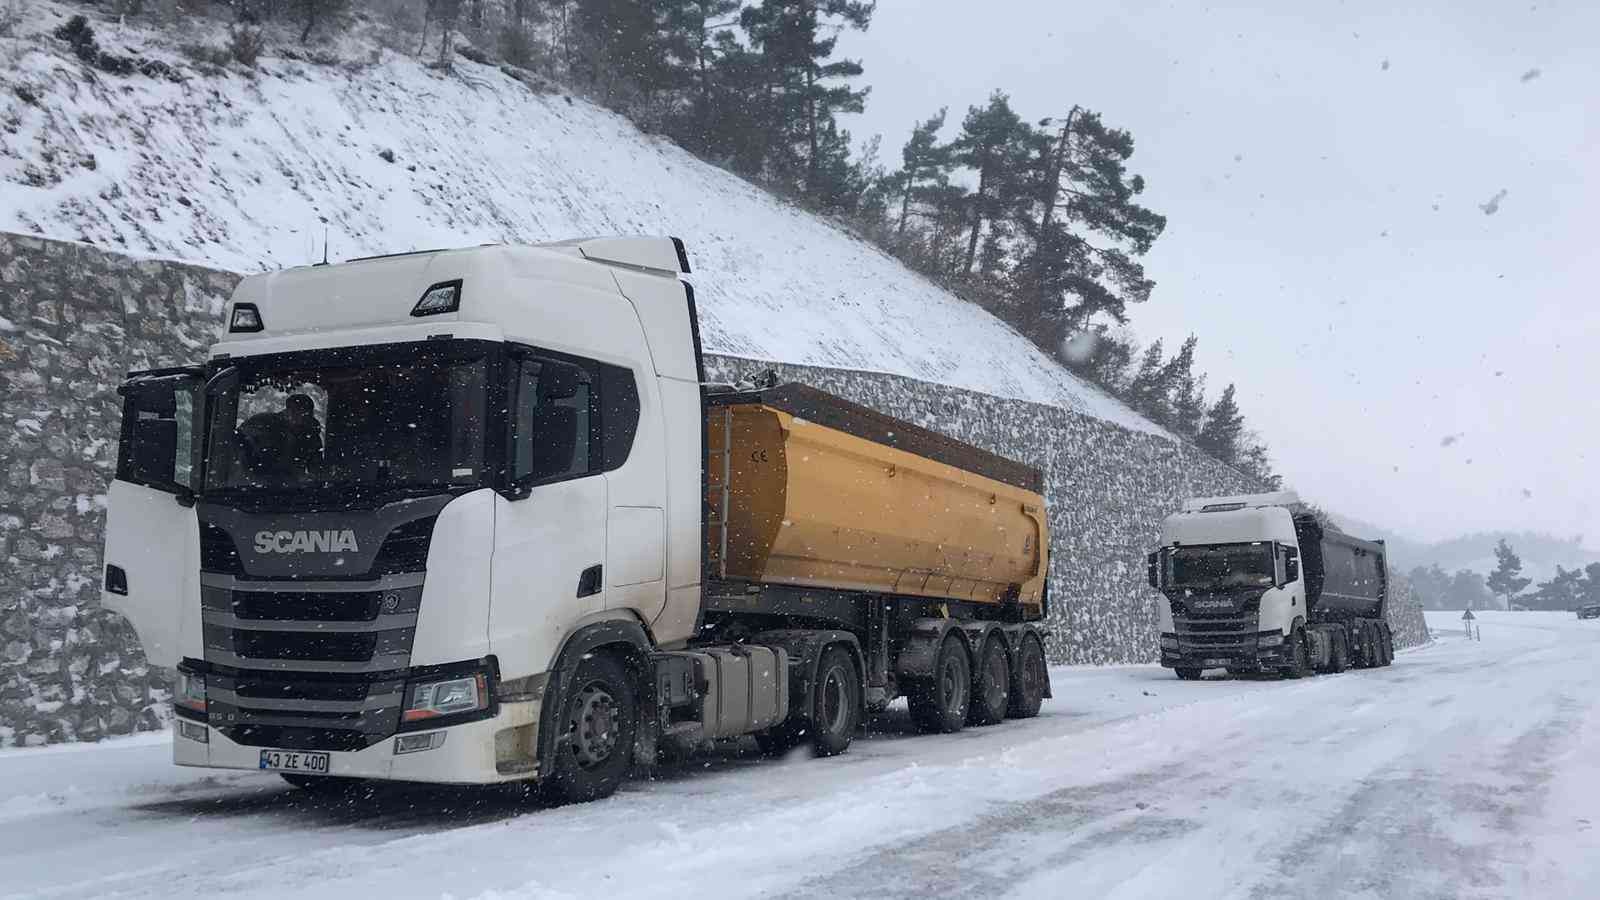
[0,3,1163,435]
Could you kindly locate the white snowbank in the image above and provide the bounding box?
[0,3,1164,435]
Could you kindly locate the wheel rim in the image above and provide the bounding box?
[983,648,1007,709]
[818,664,849,735]
[568,681,620,769]
[940,653,967,716]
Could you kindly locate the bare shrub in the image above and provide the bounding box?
[227,26,265,68]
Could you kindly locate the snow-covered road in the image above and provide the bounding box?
[1,611,1595,900]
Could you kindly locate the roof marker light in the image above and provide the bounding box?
[412,280,462,317]
[229,303,264,333]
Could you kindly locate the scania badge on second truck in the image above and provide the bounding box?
[102,236,1053,802]
[1147,491,1396,680]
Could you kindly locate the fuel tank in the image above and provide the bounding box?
[705,384,1048,613]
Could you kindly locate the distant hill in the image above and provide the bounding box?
[1329,513,1597,586]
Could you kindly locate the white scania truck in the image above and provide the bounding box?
[102,237,1053,802]
[1147,491,1395,680]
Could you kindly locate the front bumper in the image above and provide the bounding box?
[1160,644,1288,670]
[174,699,541,785]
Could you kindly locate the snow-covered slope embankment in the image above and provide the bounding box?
[0,1,1160,434]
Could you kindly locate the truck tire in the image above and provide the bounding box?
[543,652,637,804]
[909,634,970,734]
[1378,626,1394,666]
[1280,628,1310,679]
[968,637,1011,726]
[808,645,861,757]
[1006,633,1048,719]
[1174,667,1203,680]
[1329,631,1349,673]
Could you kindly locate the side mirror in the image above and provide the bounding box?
[539,360,587,402]
[1284,547,1300,585]
[1146,550,1161,589]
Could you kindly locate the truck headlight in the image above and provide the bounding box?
[1159,634,1179,650]
[175,670,207,719]
[1257,632,1284,648]
[403,672,488,723]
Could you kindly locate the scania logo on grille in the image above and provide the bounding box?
[253,529,359,554]
[1192,599,1233,610]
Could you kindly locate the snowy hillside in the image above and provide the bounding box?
[0,3,1162,435]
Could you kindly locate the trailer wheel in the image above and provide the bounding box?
[809,646,861,757]
[543,652,637,804]
[1006,634,1048,719]
[968,637,1010,726]
[1174,667,1203,680]
[1280,628,1310,679]
[909,634,970,734]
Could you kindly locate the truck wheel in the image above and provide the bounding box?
[1174,667,1203,680]
[1280,628,1310,679]
[968,637,1010,726]
[1329,632,1349,673]
[909,635,970,734]
[1360,623,1380,668]
[808,646,861,757]
[1379,626,1395,666]
[544,652,637,804]
[1006,634,1047,719]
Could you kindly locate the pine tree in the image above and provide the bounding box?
[1486,538,1532,609]
[950,92,1035,275]
[891,108,953,238]
[1580,563,1600,607]
[1163,335,1205,438]
[660,0,741,148]
[1196,383,1244,463]
[1125,340,1171,426]
[739,0,874,197]
[1016,108,1166,330]
[1531,566,1583,611]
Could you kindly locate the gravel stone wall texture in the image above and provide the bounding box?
[0,232,1428,746]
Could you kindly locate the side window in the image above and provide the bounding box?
[599,362,640,471]
[117,373,200,492]
[511,354,594,484]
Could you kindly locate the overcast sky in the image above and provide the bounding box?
[838,0,1599,546]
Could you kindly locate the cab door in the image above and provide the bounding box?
[102,368,203,668]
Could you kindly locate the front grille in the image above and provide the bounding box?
[222,725,375,752]
[233,676,373,703]
[230,590,382,622]
[231,630,380,662]
[195,509,437,752]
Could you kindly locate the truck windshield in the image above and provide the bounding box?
[1168,543,1275,590]
[203,342,490,504]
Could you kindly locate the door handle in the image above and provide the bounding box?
[577,564,603,598]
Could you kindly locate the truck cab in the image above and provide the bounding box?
[1147,492,1306,676]
[104,237,707,791]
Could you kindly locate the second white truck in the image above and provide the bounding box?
[1148,491,1395,679]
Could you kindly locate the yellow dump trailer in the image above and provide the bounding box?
[704,383,1048,616]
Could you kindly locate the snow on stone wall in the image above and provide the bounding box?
[0,233,1429,746]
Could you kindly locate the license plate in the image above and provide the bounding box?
[1203,658,1231,667]
[258,749,331,774]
